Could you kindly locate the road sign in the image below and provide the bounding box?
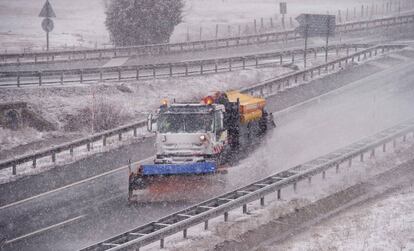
[42,18,54,32]
[295,14,336,37]
[280,2,287,15]
[39,0,56,18]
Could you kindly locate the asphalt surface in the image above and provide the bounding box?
[1,49,414,250]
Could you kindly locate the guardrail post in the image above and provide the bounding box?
[260,197,265,206]
[255,57,258,67]
[229,59,232,71]
[160,238,164,249]
[17,74,20,87]
[12,165,17,175]
[33,158,37,168]
[80,70,83,83]
[38,73,42,86]
[60,72,64,85]
[133,127,137,137]
[314,49,317,59]
[103,136,107,146]
[118,133,122,141]
[322,171,326,179]
[403,135,407,142]
[204,220,209,230]
[242,204,247,214]
[277,189,281,200]
[280,55,283,65]
[183,229,187,238]
[87,143,91,151]
[302,72,306,81]
[336,163,340,173]
[214,62,218,73]
[346,47,349,56]
[224,212,229,222]
[310,70,314,79]
[70,147,74,156]
[291,53,295,63]
[242,57,246,69]
[52,153,56,163]
[293,182,297,192]
[118,68,121,80]
[136,68,139,80]
[370,148,376,158]
[153,67,156,78]
[169,64,173,76]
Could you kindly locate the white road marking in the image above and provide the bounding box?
[5,215,86,244]
[0,156,153,211]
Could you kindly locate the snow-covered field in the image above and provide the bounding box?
[276,187,414,251]
[0,0,394,52]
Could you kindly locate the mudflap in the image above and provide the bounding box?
[128,170,228,203]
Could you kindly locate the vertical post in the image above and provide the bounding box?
[224,212,229,222]
[260,197,265,206]
[325,18,330,63]
[46,31,50,51]
[304,24,309,69]
[215,24,219,40]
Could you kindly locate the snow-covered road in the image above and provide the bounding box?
[2,50,414,250]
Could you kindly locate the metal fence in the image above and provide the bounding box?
[0,14,412,66]
[0,44,370,87]
[79,117,414,251]
[0,43,405,176]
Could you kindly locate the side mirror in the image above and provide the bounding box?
[147,113,153,132]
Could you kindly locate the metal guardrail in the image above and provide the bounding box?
[0,14,413,66]
[0,44,369,87]
[0,44,405,176]
[240,44,407,97]
[79,118,414,251]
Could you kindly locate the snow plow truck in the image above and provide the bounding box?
[128,91,275,201]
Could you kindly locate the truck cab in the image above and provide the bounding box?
[150,102,227,165]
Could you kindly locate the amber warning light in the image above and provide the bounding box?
[202,96,214,105]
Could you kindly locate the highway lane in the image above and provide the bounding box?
[2,52,414,250]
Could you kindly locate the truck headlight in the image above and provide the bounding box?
[200,135,207,142]
[162,135,167,142]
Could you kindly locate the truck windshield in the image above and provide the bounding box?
[157,114,213,133]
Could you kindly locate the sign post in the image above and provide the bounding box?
[280,2,287,30]
[39,0,56,51]
[295,14,336,68]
